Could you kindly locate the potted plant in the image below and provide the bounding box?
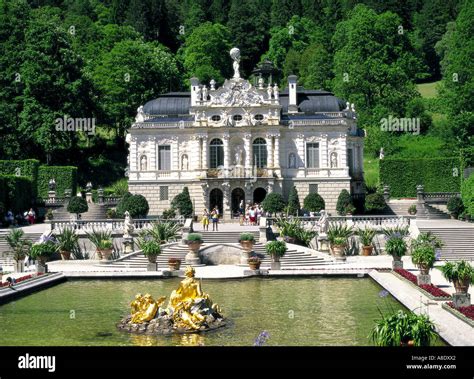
[106,208,117,219]
[98,239,114,260]
[265,240,287,269]
[385,235,407,269]
[356,228,376,256]
[55,227,79,260]
[85,228,112,260]
[411,245,436,276]
[327,224,353,261]
[441,260,474,294]
[6,229,31,273]
[447,196,464,219]
[248,256,261,270]
[45,209,54,221]
[185,233,203,265]
[408,204,417,215]
[239,232,256,264]
[345,204,356,216]
[137,238,161,263]
[371,310,437,346]
[168,258,181,271]
[29,237,58,266]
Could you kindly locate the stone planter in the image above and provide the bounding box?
[418,264,430,276]
[60,250,71,260]
[284,236,296,244]
[100,248,113,261]
[391,255,403,270]
[14,260,25,273]
[331,244,346,261]
[453,278,470,294]
[147,254,158,263]
[361,245,373,256]
[37,256,49,266]
[417,274,431,286]
[240,240,254,265]
[185,241,202,265]
[248,260,261,270]
[96,249,103,260]
[270,255,281,270]
[168,261,181,271]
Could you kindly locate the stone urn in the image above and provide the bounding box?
[418,264,430,276]
[147,254,157,263]
[100,248,113,261]
[239,240,254,265]
[331,244,346,261]
[168,259,181,271]
[453,278,470,294]
[185,238,202,265]
[248,258,261,270]
[95,249,103,260]
[392,255,403,270]
[60,250,71,260]
[361,245,373,256]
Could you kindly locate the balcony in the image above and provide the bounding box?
[284,167,349,178]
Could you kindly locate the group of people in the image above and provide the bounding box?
[239,201,264,226]
[3,208,36,226]
[201,207,220,231]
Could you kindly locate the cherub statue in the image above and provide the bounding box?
[123,211,134,239]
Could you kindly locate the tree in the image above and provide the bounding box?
[171,187,193,217]
[365,193,386,213]
[67,196,89,217]
[270,0,301,28]
[303,193,325,213]
[262,193,286,214]
[116,192,149,218]
[178,22,232,85]
[287,186,300,216]
[298,42,332,90]
[336,189,353,216]
[461,173,474,218]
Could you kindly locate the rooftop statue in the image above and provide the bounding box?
[118,266,225,334]
[230,47,241,79]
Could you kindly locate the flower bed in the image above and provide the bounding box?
[393,268,451,300]
[1,272,44,288]
[446,302,474,320]
[442,302,474,327]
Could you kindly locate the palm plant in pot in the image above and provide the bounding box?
[327,223,353,261]
[411,245,436,283]
[441,260,474,294]
[371,310,437,346]
[185,233,203,265]
[385,234,407,269]
[29,236,58,267]
[55,227,79,260]
[6,229,31,273]
[148,221,181,244]
[247,256,261,270]
[265,240,287,269]
[137,237,161,263]
[85,228,112,260]
[98,239,114,261]
[356,228,376,256]
[239,232,255,264]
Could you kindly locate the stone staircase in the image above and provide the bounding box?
[50,202,108,221]
[0,231,46,265]
[385,200,450,219]
[418,224,474,261]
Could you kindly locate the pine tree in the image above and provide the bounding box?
[287,186,301,216]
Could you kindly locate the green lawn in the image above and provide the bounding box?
[416,81,440,98]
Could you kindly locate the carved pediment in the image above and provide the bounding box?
[210,78,265,107]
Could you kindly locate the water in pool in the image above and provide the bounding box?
[0,277,442,346]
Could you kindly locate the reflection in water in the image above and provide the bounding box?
[0,277,444,346]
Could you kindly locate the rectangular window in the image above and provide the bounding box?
[159,186,168,201]
[306,143,320,168]
[158,145,171,170]
[309,184,318,194]
[347,148,354,176]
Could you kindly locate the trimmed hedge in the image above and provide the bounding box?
[38,166,78,198]
[0,160,39,197]
[0,175,33,213]
[461,173,474,217]
[380,157,462,198]
[116,192,149,218]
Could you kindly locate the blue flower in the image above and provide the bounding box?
[379,290,389,298]
[253,330,270,346]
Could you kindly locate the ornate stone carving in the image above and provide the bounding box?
[230,47,241,79]
[210,79,265,107]
[135,105,145,122]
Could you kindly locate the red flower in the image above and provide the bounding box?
[447,302,474,320]
[394,268,450,298]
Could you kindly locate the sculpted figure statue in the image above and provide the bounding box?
[123,211,134,239]
[230,48,241,79]
[130,293,166,324]
[135,105,145,122]
[317,209,329,234]
[330,152,338,168]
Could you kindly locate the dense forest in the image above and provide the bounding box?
[0,0,472,188]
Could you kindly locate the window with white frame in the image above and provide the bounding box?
[158,145,171,170]
[252,138,267,168]
[306,143,320,168]
[210,138,224,168]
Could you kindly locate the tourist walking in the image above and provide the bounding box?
[201,209,210,231]
[211,207,219,231]
[27,208,36,225]
[249,206,256,225]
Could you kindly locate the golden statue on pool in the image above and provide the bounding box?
[119,266,226,334]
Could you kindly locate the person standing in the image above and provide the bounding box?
[27,208,36,225]
[211,207,219,231]
[201,209,210,231]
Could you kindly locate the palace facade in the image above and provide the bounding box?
[127,49,364,219]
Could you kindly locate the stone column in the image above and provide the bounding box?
[296,133,305,170]
[244,133,252,177]
[265,135,274,169]
[274,135,280,168]
[321,134,328,168]
[201,136,208,170]
[149,137,157,170]
[340,135,347,173]
[130,138,138,171]
[171,136,179,171]
[223,134,230,169]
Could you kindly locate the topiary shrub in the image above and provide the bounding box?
[365,193,386,213]
[116,192,149,218]
[171,187,193,217]
[447,196,464,218]
[461,173,474,218]
[37,166,78,198]
[262,193,286,214]
[67,196,88,217]
[336,189,353,215]
[0,175,33,213]
[287,186,300,216]
[303,193,325,213]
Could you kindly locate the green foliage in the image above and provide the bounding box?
[411,245,436,269]
[137,238,161,256]
[441,261,474,284]
[171,187,193,218]
[461,174,474,217]
[0,160,39,197]
[365,193,386,213]
[239,232,255,242]
[447,196,464,217]
[29,241,57,259]
[356,228,376,247]
[303,193,325,212]
[54,227,79,253]
[107,178,128,197]
[273,217,317,247]
[381,226,410,239]
[385,237,407,258]
[67,196,88,215]
[336,189,353,216]
[37,166,78,198]
[85,228,112,249]
[327,223,353,245]
[162,208,176,219]
[0,175,33,213]
[265,240,287,257]
[116,192,149,218]
[6,229,31,262]
[262,193,286,214]
[186,233,203,242]
[287,186,300,216]
[371,310,437,347]
[147,221,181,244]
[380,157,461,197]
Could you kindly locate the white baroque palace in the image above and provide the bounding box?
[127,48,364,218]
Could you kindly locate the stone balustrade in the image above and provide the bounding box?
[50,217,185,232]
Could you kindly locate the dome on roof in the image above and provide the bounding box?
[143,93,191,116]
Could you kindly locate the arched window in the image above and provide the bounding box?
[210,138,224,168]
[252,138,267,168]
